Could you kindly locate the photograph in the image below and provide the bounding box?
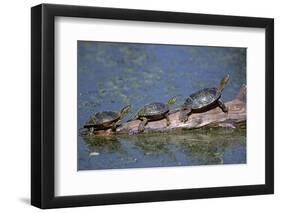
[77,41,247,170]
[30,2,274,209]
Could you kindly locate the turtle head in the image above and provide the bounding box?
[168,96,177,107]
[218,74,230,92]
[120,105,131,119]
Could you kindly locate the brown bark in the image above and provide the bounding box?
[92,85,246,135]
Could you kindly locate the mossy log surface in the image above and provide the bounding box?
[92,85,246,135]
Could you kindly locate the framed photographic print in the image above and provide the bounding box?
[31,3,274,209]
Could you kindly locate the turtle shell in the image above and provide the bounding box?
[185,88,221,110]
[139,102,169,118]
[86,111,120,127]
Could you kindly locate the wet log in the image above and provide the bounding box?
[93,85,246,135]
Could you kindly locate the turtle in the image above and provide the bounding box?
[129,96,177,133]
[84,105,131,133]
[179,74,230,122]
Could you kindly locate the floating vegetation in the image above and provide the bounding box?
[89,152,100,156]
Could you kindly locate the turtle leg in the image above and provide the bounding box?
[111,120,122,132]
[217,99,228,113]
[179,108,192,123]
[89,127,95,135]
[138,117,148,133]
[111,122,118,131]
[165,114,171,126]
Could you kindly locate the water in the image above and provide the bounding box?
[79,129,246,170]
[78,41,246,170]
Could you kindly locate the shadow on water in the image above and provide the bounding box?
[79,128,246,170]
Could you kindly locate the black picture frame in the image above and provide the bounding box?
[31,3,274,209]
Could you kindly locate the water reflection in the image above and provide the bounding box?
[79,128,246,170]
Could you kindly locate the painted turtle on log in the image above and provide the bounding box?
[84,105,131,134]
[129,96,177,133]
[179,75,230,122]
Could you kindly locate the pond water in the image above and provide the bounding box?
[77,41,246,170]
[78,129,246,170]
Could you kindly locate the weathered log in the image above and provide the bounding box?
[91,85,246,135]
